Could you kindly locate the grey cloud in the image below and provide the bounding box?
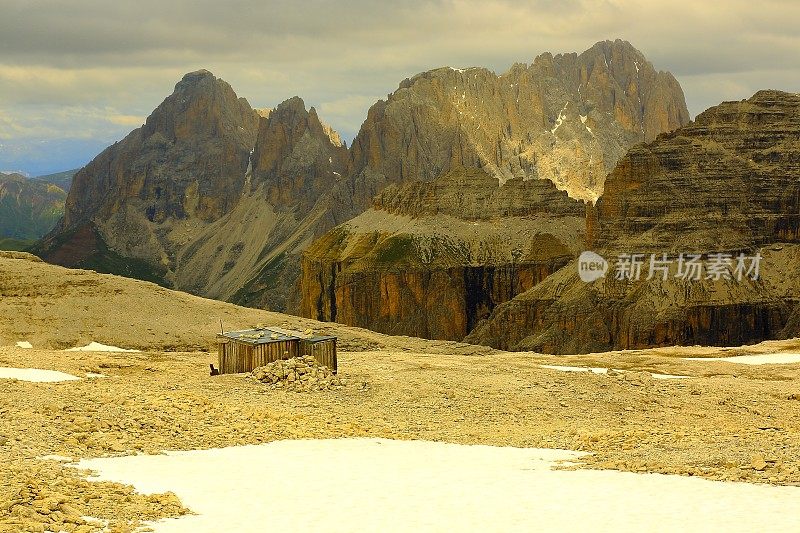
[0,0,798,174]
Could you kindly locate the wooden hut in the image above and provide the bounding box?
[216,328,337,375]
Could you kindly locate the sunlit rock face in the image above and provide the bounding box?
[37,72,347,311]
[300,168,585,340]
[298,40,688,335]
[346,39,688,206]
[467,91,800,354]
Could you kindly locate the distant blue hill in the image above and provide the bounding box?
[35,168,79,192]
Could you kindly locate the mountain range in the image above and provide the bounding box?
[0,170,78,249]
[466,90,800,353]
[34,39,800,353]
[0,173,67,248]
[35,169,77,193]
[35,40,687,313]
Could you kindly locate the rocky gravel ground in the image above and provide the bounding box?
[1,344,800,531]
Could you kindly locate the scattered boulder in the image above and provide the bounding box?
[250,356,345,392]
[751,454,768,471]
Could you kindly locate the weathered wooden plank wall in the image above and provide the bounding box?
[302,339,337,373]
[217,337,337,374]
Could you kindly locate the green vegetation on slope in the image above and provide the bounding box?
[0,237,35,251]
[0,173,67,240]
[32,223,169,287]
[81,238,169,287]
[35,168,79,192]
[373,235,416,265]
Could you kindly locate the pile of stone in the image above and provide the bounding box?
[250,355,345,392]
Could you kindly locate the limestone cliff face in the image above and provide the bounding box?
[589,90,800,252]
[301,168,584,339]
[175,96,349,311]
[297,40,688,334]
[64,70,259,229]
[468,91,800,353]
[465,248,799,354]
[251,97,349,213]
[37,72,347,312]
[345,39,688,205]
[40,70,260,273]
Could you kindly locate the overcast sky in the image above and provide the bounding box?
[1,0,798,175]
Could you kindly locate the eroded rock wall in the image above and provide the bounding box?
[300,168,584,339]
[469,91,800,353]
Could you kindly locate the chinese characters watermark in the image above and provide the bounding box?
[578,251,762,283]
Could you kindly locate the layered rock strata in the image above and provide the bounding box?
[468,91,800,353]
[301,168,585,340]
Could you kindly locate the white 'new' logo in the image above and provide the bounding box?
[578,251,608,282]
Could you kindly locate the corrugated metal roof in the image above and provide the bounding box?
[219,328,335,345]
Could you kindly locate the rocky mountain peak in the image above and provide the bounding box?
[177,68,215,84]
[300,40,691,339]
[272,95,307,116]
[37,42,692,318]
[142,70,258,145]
[261,96,342,147]
[251,96,349,212]
[345,40,688,205]
[40,69,263,274]
[583,39,645,63]
[309,108,345,148]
